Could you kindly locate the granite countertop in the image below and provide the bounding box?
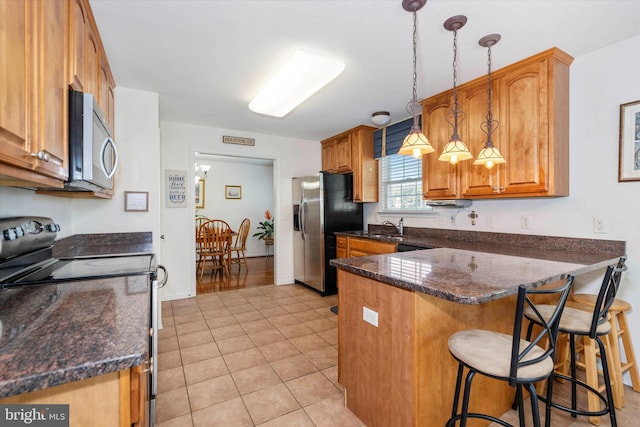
[0,275,150,398]
[0,232,154,399]
[332,228,625,304]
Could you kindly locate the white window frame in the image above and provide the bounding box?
[378,154,433,215]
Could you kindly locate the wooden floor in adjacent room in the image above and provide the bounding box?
[196,256,275,294]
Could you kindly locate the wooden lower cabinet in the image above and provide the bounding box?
[0,367,148,427]
[347,237,396,257]
[337,270,517,427]
[336,236,348,259]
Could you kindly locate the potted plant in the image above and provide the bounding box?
[253,210,274,245]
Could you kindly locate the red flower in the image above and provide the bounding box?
[264,210,272,220]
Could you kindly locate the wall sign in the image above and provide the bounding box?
[223,135,255,146]
[166,169,187,208]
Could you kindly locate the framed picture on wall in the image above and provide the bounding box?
[195,179,205,208]
[124,191,149,212]
[225,185,242,199]
[619,100,640,182]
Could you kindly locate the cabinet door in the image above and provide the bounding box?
[84,24,100,99]
[0,0,36,173]
[498,60,549,195]
[347,238,396,257]
[321,140,336,172]
[350,127,378,203]
[68,0,87,91]
[460,82,504,197]
[99,56,115,129]
[421,93,459,199]
[335,135,351,172]
[33,0,68,180]
[336,236,348,259]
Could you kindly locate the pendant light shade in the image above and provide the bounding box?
[473,142,506,169]
[398,0,433,158]
[474,34,506,169]
[398,124,434,157]
[439,15,472,165]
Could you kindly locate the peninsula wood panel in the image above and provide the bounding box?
[338,270,416,427]
[338,270,520,427]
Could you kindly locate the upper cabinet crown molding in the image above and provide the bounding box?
[422,47,573,200]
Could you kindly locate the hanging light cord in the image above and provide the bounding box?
[407,11,420,128]
[448,27,463,138]
[482,43,498,145]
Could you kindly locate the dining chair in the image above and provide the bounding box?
[197,219,232,280]
[445,276,574,427]
[230,218,250,270]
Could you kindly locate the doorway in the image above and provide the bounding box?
[193,153,276,293]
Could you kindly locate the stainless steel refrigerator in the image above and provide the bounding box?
[292,172,363,295]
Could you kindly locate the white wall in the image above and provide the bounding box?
[366,35,640,385]
[196,157,274,258]
[0,87,162,254]
[159,120,320,300]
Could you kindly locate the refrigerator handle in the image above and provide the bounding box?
[300,197,307,240]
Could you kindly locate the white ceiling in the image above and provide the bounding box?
[90,0,640,142]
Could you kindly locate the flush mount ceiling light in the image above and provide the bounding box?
[248,50,345,118]
[439,15,473,165]
[371,111,391,127]
[398,0,434,158]
[473,34,506,169]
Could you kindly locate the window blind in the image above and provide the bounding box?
[373,116,420,158]
[380,154,424,211]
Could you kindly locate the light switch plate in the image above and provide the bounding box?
[363,306,378,327]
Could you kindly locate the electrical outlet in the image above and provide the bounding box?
[450,215,457,226]
[362,306,378,327]
[486,215,495,228]
[521,215,531,229]
[593,217,606,233]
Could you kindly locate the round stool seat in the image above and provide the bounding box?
[572,294,631,312]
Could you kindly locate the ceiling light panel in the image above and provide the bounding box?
[249,50,345,118]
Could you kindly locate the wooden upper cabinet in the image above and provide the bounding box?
[68,0,115,129]
[99,55,115,128]
[0,0,67,188]
[421,47,572,200]
[460,81,502,197]
[350,126,378,202]
[321,125,378,203]
[68,0,87,91]
[421,92,459,199]
[321,140,336,173]
[334,135,352,172]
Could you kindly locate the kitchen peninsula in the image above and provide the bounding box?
[330,231,625,427]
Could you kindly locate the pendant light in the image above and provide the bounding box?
[439,15,472,164]
[398,0,434,158]
[473,34,506,169]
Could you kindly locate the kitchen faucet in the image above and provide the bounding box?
[381,217,404,235]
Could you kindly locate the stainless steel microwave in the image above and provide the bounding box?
[66,90,118,191]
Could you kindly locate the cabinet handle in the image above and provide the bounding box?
[31,150,50,162]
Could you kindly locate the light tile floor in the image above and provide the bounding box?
[157,284,640,426]
[156,284,365,427]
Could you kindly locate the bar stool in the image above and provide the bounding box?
[445,277,574,427]
[569,294,640,408]
[524,259,627,427]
